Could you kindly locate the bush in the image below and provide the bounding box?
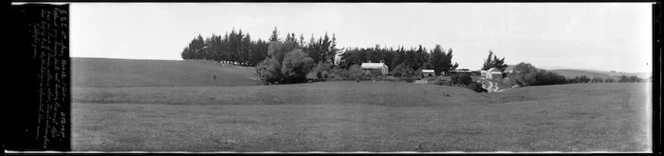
[629,75,641,82]
[510,63,567,86]
[390,63,415,77]
[591,76,604,83]
[281,49,315,83]
[348,64,364,80]
[604,77,616,83]
[308,62,332,80]
[451,73,472,85]
[329,67,350,80]
[210,73,217,80]
[255,58,282,85]
[467,82,487,93]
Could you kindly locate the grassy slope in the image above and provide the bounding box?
[549,69,612,79]
[72,57,259,87]
[72,82,651,152]
[550,69,651,79]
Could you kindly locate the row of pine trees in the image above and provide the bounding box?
[180,27,340,67]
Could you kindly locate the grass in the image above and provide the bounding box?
[72,57,259,87]
[72,82,652,152]
[549,69,651,79]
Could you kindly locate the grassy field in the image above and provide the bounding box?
[72,81,652,152]
[72,57,259,87]
[549,69,650,79]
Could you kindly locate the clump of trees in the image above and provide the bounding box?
[481,50,508,71]
[450,73,473,86]
[618,75,644,83]
[566,75,644,83]
[508,62,567,86]
[181,29,269,66]
[467,82,487,93]
[254,28,340,85]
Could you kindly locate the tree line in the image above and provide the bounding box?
[182,27,464,84]
[181,27,340,67]
[181,29,269,66]
[508,62,647,87]
[338,44,459,77]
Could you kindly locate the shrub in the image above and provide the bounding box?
[281,49,315,83]
[451,73,472,85]
[435,79,452,86]
[210,73,217,80]
[255,58,282,85]
[510,64,567,86]
[591,76,604,83]
[348,64,364,80]
[467,82,487,93]
[308,62,332,80]
[329,67,350,80]
[390,63,415,77]
[629,75,641,82]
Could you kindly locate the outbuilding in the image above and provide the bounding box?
[485,67,503,80]
[421,69,435,77]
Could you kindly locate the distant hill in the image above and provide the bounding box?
[549,69,651,79]
[72,57,260,87]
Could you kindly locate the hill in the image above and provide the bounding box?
[549,69,651,79]
[72,57,260,87]
[548,69,612,79]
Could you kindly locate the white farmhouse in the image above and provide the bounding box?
[361,61,389,76]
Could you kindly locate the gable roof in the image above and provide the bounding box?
[422,69,435,73]
[487,67,501,72]
[361,63,387,69]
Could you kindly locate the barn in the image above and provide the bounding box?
[361,62,389,76]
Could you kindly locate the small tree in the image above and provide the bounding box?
[467,82,487,93]
[481,50,508,71]
[591,76,604,83]
[348,64,363,80]
[451,73,473,85]
[390,63,415,77]
[281,49,315,83]
[618,75,630,83]
[604,77,616,83]
[255,58,282,85]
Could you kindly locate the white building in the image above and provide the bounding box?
[484,67,503,80]
[361,61,389,76]
[421,69,435,77]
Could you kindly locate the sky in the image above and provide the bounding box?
[70,3,652,72]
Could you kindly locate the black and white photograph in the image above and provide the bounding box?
[7,2,656,153]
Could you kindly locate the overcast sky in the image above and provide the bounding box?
[70,3,652,72]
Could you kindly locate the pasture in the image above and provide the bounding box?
[72,81,651,152]
[72,57,259,87]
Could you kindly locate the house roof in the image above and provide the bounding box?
[487,67,501,72]
[422,69,435,73]
[361,63,387,69]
